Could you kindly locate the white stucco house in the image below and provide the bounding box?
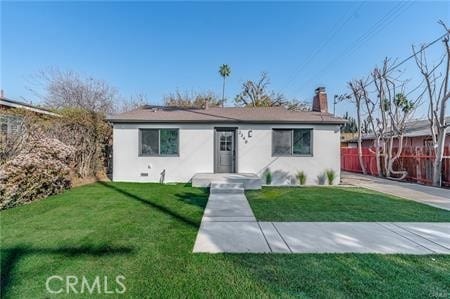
[108,87,345,187]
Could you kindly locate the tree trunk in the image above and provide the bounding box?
[387,135,408,180]
[357,136,366,175]
[432,129,447,186]
[385,137,394,177]
[356,99,366,174]
[374,138,382,177]
[222,77,226,106]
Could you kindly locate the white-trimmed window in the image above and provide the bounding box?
[272,129,312,156]
[139,129,179,156]
[0,115,22,136]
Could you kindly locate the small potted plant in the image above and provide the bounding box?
[325,169,336,185]
[264,169,272,185]
[317,173,326,185]
[296,171,307,185]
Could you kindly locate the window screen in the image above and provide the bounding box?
[273,130,292,155]
[293,129,312,155]
[273,129,312,156]
[140,129,179,156]
[140,129,159,155]
[160,129,178,155]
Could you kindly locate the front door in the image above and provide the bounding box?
[215,129,235,173]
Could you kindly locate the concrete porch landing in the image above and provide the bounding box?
[192,173,262,190]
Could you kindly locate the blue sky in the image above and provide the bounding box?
[1,1,449,117]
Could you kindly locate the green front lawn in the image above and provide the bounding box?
[1,183,450,298]
[247,186,450,222]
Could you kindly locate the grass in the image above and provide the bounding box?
[1,182,449,298]
[247,186,450,222]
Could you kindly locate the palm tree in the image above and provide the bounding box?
[219,64,231,106]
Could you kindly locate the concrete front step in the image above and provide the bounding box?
[210,182,244,194]
[202,216,256,222]
[192,173,262,190]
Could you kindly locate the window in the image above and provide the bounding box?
[139,129,179,156]
[220,135,232,151]
[272,130,292,155]
[0,115,22,136]
[272,129,312,156]
[1,123,7,135]
[293,129,312,155]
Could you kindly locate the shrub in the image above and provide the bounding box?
[49,108,112,178]
[0,137,74,210]
[265,169,272,185]
[317,173,326,185]
[325,169,336,185]
[3,108,113,179]
[296,171,307,185]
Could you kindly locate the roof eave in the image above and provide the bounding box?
[107,119,346,125]
[0,98,59,117]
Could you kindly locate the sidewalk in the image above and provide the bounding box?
[342,172,450,211]
[258,222,450,254]
[193,183,450,254]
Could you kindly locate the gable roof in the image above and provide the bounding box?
[108,106,346,124]
[0,97,59,117]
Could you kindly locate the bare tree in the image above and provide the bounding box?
[366,59,418,179]
[348,80,367,174]
[370,65,389,177]
[25,69,115,178]
[412,21,450,187]
[347,59,418,179]
[235,72,311,111]
[31,68,118,114]
[382,70,418,179]
[118,93,150,112]
[164,91,223,108]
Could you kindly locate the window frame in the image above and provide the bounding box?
[272,128,313,157]
[138,128,180,157]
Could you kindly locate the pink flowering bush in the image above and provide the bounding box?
[0,137,75,210]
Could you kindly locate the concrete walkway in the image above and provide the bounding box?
[193,182,450,254]
[193,182,271,253]
[342,172,450,211]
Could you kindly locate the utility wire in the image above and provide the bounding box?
[346,30,449,93]
[340,2,410,60]
[294,1,412,95]
[373,31,449,83]
[334,30,450,111]
[282,2,365,90]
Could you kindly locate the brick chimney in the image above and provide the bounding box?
[312,87,328,113]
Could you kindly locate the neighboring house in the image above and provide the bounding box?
[347,117,450,149]
[0,91,58,139]
[108,87,346,185]
[340,132,358,148]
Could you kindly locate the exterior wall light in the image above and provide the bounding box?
[248,130,253,138]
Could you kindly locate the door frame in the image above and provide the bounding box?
[214,127,238,173]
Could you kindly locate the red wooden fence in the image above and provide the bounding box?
[341,146,450,187]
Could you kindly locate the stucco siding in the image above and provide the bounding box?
[236,124,340,185]
[113,123,341,185]
[113,123,215,182]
